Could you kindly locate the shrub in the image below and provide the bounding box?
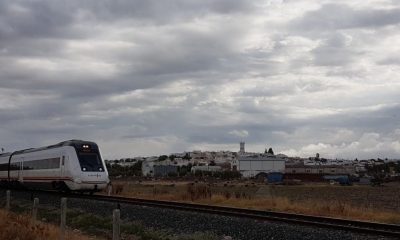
[186,183,212,201]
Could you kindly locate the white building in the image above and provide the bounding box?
[285,164,356,175]
[142,159,156,176]
[214,151,237,163]
[142,159,179,177]
[234,153,285,178]
[191,165,222,173]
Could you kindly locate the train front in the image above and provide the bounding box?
[72,141,110,192]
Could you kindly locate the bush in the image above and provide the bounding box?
[106,161,143,177]
[192,170,241,180]
[186,183,212,200]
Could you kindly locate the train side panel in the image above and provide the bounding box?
[0,155,11,181]
[8,147,65,189]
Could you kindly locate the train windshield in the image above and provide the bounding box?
[78,152,104,172]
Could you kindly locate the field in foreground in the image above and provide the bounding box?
[0,197,219,240]
[109,180,400,224]
[0,209,98,240]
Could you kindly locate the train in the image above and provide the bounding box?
[0,140,110,193]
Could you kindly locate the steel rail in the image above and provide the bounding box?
[5,188,400,238]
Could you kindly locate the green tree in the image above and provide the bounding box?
[106,161,143,177]
[268,147,274,155]
[179,165,188,176]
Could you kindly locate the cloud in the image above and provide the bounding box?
[311,33,358,66]
[378,55,400,65]
[228,130,249,138]
[282,131,400,159]
[291,4,400,32]
[0,0,400,159]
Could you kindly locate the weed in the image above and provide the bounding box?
[107,180,400,224]
[69,213,112,235]
[0,209,99,240]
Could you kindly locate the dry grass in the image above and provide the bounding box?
[0,209,100,240]
[107,180,400,224]
[195,195,400,224]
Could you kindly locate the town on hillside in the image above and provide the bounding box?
[106,142,400,185]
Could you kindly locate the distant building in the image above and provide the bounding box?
[142,160,155,176]
[239,141,245,154]
[285,163,356,175]
[234,153,285,178]
[142,159,178,177]
[191,165,222,173]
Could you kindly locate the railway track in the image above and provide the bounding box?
[5,188,400,238]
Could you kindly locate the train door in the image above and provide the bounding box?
[18,157,24,183]
[61,155,66,177]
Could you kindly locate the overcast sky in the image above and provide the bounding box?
[1,0,400,159]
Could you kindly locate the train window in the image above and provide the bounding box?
[62,156,65,166]
[0,163,11,171]
[78,152,104,172]
[3,162,21,171]
[10,162,20,171]
[22,158,60,170]
[0,158,60,171]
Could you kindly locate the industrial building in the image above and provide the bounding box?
[285,164,356,175]
[233,153,285,178]
[284,162,357,182]
[142,160,178,177]
[231,142,286,178]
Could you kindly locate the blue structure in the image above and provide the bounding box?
[267,172,283,183]
[323,175,352,185]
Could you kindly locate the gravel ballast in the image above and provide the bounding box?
[0,189,395,240]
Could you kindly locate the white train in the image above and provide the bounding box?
[0,140,110,193]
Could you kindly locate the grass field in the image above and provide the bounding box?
[0,199,219,240]
[107,180,400,224]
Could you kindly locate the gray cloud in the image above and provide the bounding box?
[1,0,400,158]
[291,4,400,31]
[311,33,360,66]
[378,55,400,65]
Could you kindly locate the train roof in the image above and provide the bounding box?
[0,152,11,157]
[11,140,98,155]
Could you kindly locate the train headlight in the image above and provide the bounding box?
[99,167,103,171]
[82,167,87,171]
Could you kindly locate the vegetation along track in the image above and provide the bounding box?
[8,189,400,238]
